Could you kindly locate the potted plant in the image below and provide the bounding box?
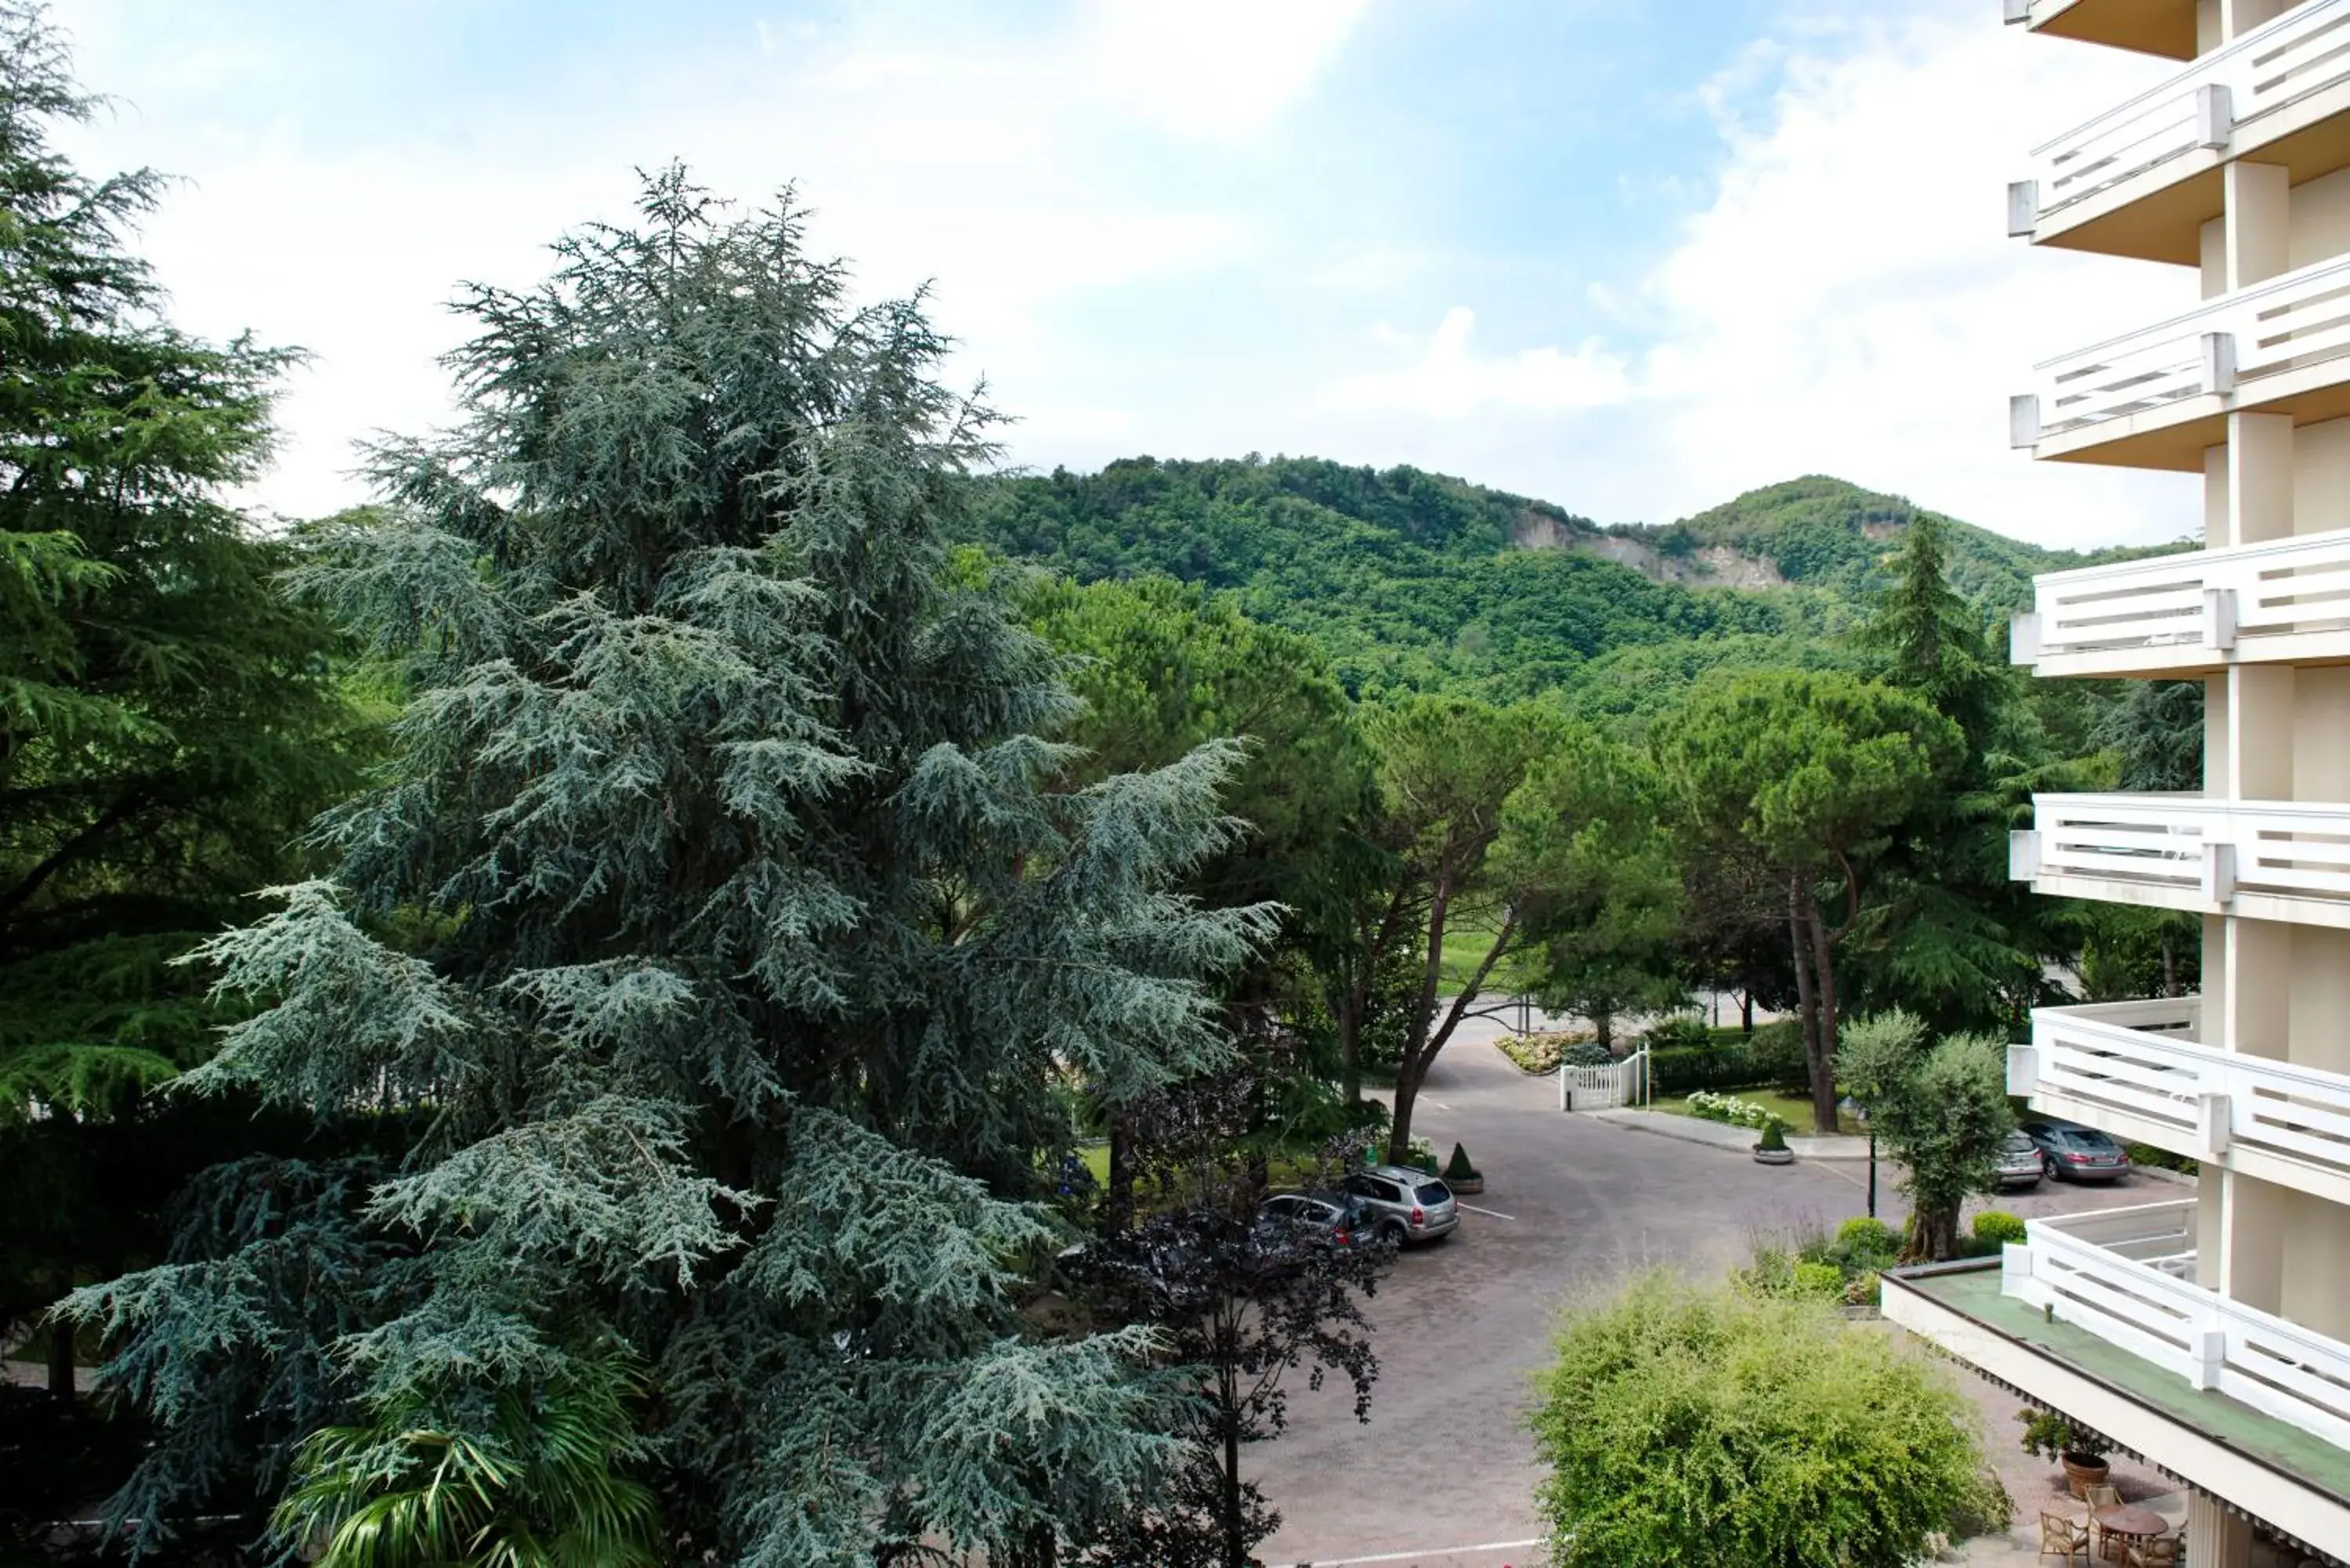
[1752,1118,1795,1165]
[2019,1407,2113,1497]
[1443,1142,1484,1195]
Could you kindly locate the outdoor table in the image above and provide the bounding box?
[2091,1503,2169,1560]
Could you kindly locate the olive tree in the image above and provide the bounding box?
[1838,1010,2015,1260]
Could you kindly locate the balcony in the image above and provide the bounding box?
[2012,997,2350,1202]
[2013,0,2350,262]
[2012,251,2350,470]
[2009,0,2200,63]
[2015,793,2350,928]
[2004,1200,2350,1452]
[2012,526,2350,678]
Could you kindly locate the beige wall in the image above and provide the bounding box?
[2293,416,2350,534]
[2289,925,2350,1074]
[2289,165,2350,272]
[2280,1185,2350,1338]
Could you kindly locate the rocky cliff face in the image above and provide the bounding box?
[1510,516,1788,590]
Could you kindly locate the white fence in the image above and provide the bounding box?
[2008,1201,2350,1451]
[2021,0,2350,225]
[2019,526,2350,661]
[1559,1049,1650,1112]
[2019,793,2350,911]
[2015,998,2350,1183]
[2017,251,2350,445]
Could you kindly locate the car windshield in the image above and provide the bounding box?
[1414,1183,1451,1205]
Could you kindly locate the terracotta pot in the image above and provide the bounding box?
[2061,1455,2110,1498]
[1447,1175,1484,1195]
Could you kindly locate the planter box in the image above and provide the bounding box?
[1447,1176,1484,1195]
[1753,1147,1795,1165]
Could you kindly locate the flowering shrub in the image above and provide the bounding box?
[1685,1090,1774,1129]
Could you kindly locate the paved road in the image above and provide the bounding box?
[1250,1017,2172,1567]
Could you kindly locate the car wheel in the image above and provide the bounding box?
[1379,1222,1406,1248]
[2042,1152,2063,1183]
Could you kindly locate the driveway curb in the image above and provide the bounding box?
[1588,1107,1875,1162]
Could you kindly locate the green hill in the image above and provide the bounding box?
[968,457,2150,703]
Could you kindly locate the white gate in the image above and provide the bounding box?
[1558,1049,1650,1112]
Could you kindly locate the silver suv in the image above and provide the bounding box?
[1340,1165,1459,1245]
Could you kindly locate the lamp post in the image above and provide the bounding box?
[1841,1096,1876,1218]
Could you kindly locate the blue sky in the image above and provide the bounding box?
[56,0,2202,547]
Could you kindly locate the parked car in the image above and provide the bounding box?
[1338,1165,1459,1245]
[1256,1191,1379,1248]
[1995,1130,2044,1189]
[2019,1119,2134,1183]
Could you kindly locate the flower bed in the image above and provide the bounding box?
[1684,1090,1776,1129]
[1494,1030,1601,1075]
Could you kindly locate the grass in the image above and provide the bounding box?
[1652,1089,1864,1137]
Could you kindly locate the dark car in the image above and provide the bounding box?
[2019,1119,2134,1183]
[1255,1190,1379,1248]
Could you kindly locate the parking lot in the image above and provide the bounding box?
[1250,1018,2174,1568]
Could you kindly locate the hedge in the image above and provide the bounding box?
[1650,1044,1762,1094]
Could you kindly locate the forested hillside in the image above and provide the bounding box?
[967,457,2152,702]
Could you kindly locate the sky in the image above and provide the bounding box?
[49,0,2211,548]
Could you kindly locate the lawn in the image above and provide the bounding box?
[1651,1089,1864,1137]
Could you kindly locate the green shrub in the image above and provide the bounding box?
[1534,1273,2008,1567]
[1748,1021,1808,1087]
[1560,1038,1616,1068]
[2017,1407,2111,1465]
[1638,1013,1712,1052]
[1650,1043,1759,1095]
[1837,1217,1899,1257]
[1844,1271,1882,1310]
[2124,1140,2200,1176]
[1757,1119,1788,1152]
[1791,1261,1844,1300]
[1972,1212,2026,1248]
[1444,1143,1477,1180]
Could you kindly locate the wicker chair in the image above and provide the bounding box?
[2124,1534,2182,1568]
[2037,1511,2092,1565]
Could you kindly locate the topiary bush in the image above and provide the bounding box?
[1972,1211,2026,1248]
[1444,1143,1478,1181]
[1756,1119,1789,1152]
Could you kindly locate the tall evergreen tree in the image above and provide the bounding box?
[70,170,1272,1565]
[0,3,364,1397]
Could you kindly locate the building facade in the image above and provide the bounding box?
[1882,2,2350,1563]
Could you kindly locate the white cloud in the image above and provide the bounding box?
[1329,305,1633,418]
[54,0,1365,520]
[1629,5,2200,547]
[1299,5,2207,547]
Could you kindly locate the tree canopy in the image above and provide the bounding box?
[68,169,1275,1566]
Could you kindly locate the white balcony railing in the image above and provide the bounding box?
[2014,998,2350,1183]
[2006,1200,2350,1451]
[2014,251,2350,446]
[2018,0,2350,228]
[2018,793,2350,912]
[2018,527,2350,662]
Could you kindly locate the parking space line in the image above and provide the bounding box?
[1456,1201,1516,1220]
[1278,1539,1543,1567]
[1428,1099,1452,1111]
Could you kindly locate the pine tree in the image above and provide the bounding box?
[70,168,1274,1565]
[0,3,365,1397]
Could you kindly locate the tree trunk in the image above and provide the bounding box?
[1593,1011,1614,1053]
[1385,1068,1421,1166]
[1741,990,1755,1034]
[1105,1112,1134,1234]
[1220,1371,1245,1568]
[2161,926,2179,999]
[1337,989,1363,1105]
[1910,1201,1961,1263]
[47,1318,74,1400]
[1788,876,1825,1131]
[1804,879,1842,1136]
